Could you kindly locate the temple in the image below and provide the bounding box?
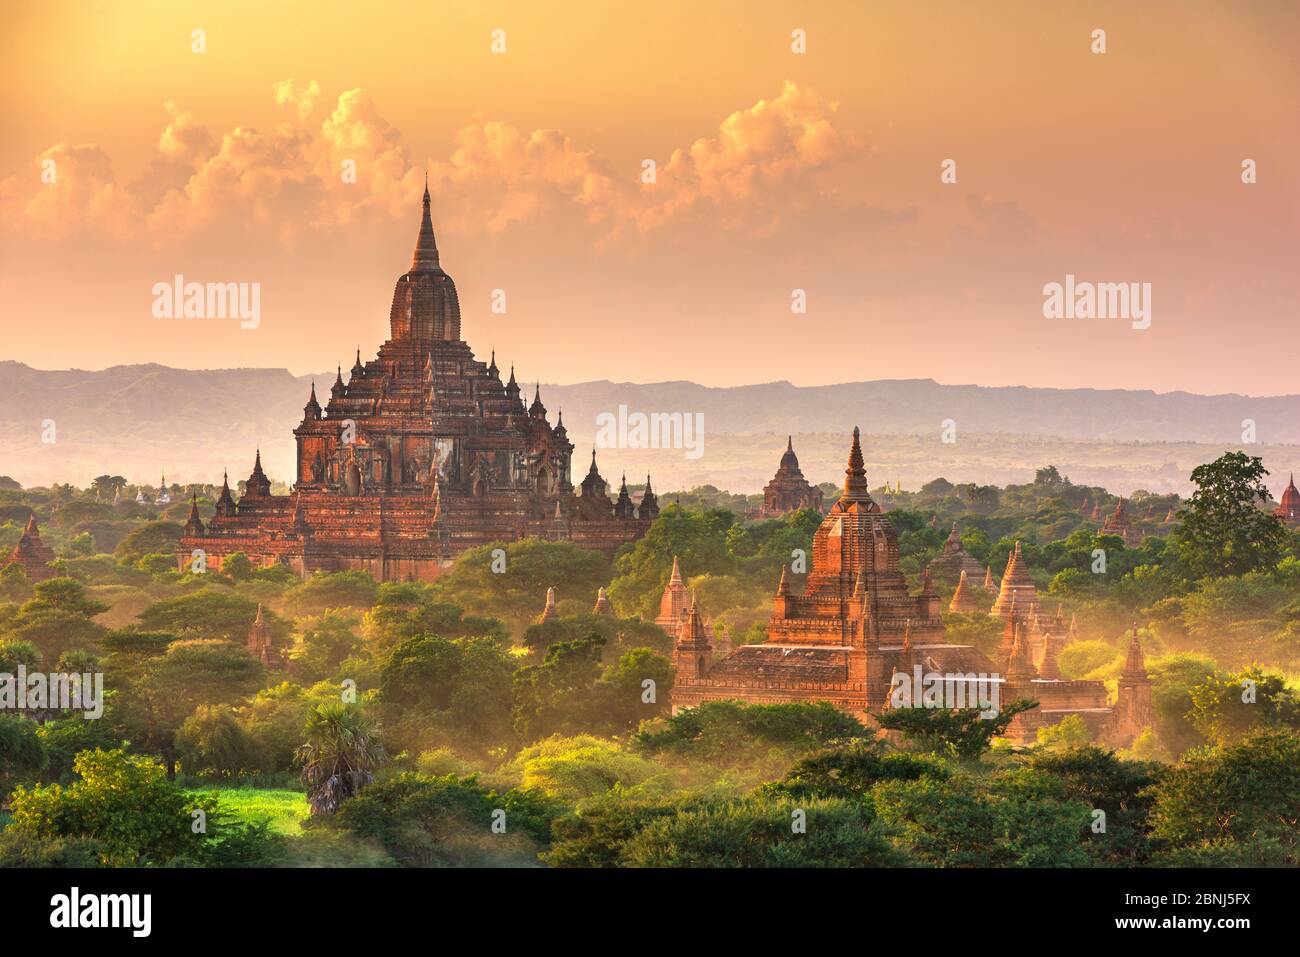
[1099,498,1142,547]
[2,515,56,583]
[925,522,988,586]
[179,185,656,580]
[669,429,1150,746]
[655,556,691,633]
[758,437,824,517]
[246,604,285,670]
[1274,474,1300,527]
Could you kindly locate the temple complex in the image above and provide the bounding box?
[1100,498,1142,547]
[925,522,987,586]
[758,437,824,517]
[1274,475,1300,527]
[669,429,1149,746]
[2,515,56,583]
[179,185,656,581]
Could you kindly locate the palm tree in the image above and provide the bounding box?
[295,702,385,815]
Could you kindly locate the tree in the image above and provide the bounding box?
[761,740,946,800]
[1026,746,1162,865]
[378,634,516,748]
[1171,452,1285,579]
[1148,728,1300,865]
[1186,666,1300,747]
[175,706,261,778]
[292,611,363,681]
[0,714,48,798]
[512,635,607,742]
[296,702,385,815]
[112,639,265,775]
[874,699,1037,758]
[113,521,184,564]
[7,748,277,866]
[621,796,902,867]
[329,773,554,866]
[137,588,288,644]
[1034,466,1064,487]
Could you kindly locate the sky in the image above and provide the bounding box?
[1,0,1297,393]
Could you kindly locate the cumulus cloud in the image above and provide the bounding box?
[0,79,857,248]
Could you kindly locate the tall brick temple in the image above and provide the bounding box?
[179,184,657,581]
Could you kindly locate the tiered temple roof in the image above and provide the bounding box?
[1275,475,1300,527]
[655,556,691,633]
[926,522,987,585]
[948,569,983,613]
[1100,497,1142,547]
[991,541,1040,621]
[2,515,56,583]
[758,437,824,517]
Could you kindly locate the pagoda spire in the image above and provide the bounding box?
[841,426,872,503]
[411,174,440,271]
[1123,625,1147,677]
[669,555,682,585]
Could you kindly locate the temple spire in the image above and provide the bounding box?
[841,426,872,503]
[411,175,440,271]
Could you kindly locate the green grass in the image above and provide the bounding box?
[187,786,310,835]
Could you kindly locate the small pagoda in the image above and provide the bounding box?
[2,515,57,583]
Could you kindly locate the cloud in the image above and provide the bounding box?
[0,80,857,248]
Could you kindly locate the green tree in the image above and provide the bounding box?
[114,520,184,565]
[0,714,48,798]
[1171,452,1286,580]
[874,699,1037,758]
[296,702,385,815]
[1147,728,1300,865]
[8,748,276,866]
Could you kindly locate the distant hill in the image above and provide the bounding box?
[2,361,1297,495]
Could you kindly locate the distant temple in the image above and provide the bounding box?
[592,586,614,615]
[990,541,1041,622]
[655,556,691,633]
[948,569,982,613]
[1274,474,1300,527]
[669,429,1150,746]
[246,604,285,670]
[2,515,56,582]
[155,473,171,506]
[179,185,656,581]
[758,437,824,517]
[925,522,987,586]
[538,586,559,623]
[1099,498,1142,547]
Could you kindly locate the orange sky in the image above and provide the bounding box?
[2,0,1297,393]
